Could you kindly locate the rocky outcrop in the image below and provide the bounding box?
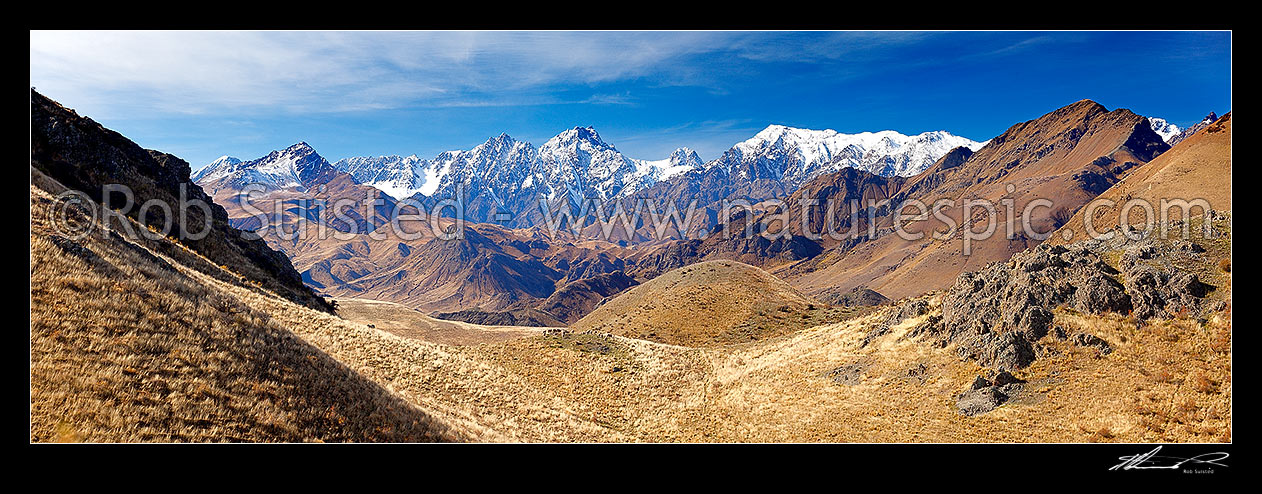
[1119,239,1215,320]
[956,371,1026,416]
[917,233,1220,371]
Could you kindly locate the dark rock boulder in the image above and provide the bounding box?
[957,386,1006,416]
[957,371,1026,416]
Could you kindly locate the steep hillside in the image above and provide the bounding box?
[786,99,1171,301]
[30,177,456,442]
[30,90,329,311]
[1053,113,1231,245]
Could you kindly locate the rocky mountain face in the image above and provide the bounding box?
[192,155,242,181]
[211,125,976,235]
[30,90,331,311]
[317,129,699,230]
[610,126,982,241]
[620,165,908,283]
[783,99,1172,301]
[195,142,338,194]
[630,147,704,186]
[332,154,431,200]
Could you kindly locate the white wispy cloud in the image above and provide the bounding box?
[29,31,742,118]
[33,31,979,119]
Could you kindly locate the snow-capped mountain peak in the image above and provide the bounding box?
[668,147,702,166]
[194,142,335,193]
[1148,117,1182,143]
[631,147,705,186]
[191,155,242,183]
[536,126,637,202]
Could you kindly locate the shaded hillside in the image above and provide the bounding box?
[436,269,638,325]
[536,271,638,323]
[620,166,905,280]
[293,223,566,312]
[31,178,456,442]
[30,90,329,311]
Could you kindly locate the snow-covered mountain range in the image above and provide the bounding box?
[332,154,433,200]
[711,125,985,189]
[194,124,999,226]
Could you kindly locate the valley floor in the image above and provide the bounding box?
[200,279,1236,442]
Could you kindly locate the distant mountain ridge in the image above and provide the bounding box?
[183,98,1189,318]
[198,124,983,231]
[332,154,431,200]
[715,125,984,186]
[1168,112,1220,146]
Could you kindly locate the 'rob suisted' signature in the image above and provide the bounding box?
[1110,446,1229,471]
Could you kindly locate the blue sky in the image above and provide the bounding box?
[30,31,1231,168]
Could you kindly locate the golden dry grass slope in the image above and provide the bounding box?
[1054,112,1232,245]
[30,175,458,442]
[572,260,818,347]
